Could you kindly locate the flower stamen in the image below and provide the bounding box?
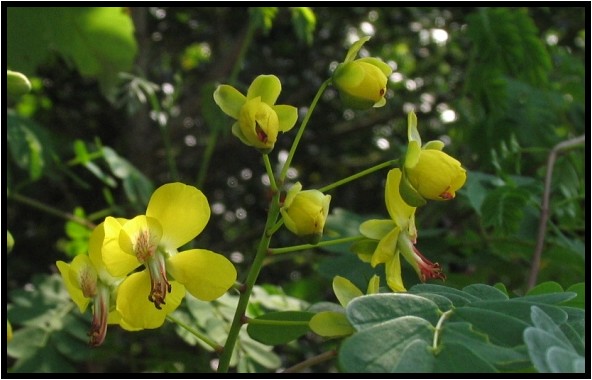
[89,285,110,347]
[146,253,171,309]
[413,246,446,282]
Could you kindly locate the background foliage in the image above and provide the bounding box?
[5,6,586,373]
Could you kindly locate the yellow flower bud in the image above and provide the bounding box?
[332,57,392,109]
[237,97,279,153]
[281,183,331,243]
[406,149,466,201]
[400,112,467,206]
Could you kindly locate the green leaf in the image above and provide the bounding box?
[434,342,497,373]
[290,7,316,46]
[338,316,433,372]
[546,347,585,373]
[477,300,568,325]
[102,146,154,208]
[409,284,480,306]
[309,311,355,338]
[480,185,530,235]
[332,276,363,307]
[7,112,45,180]
[529,305,573,349]
[527,281,564,295]
[412,293,454,312]
[10,339,77,373]
[6,327,49,359]
[562,283,585,309]
[240,336,282,370]
[462,171,499,215]
[440,322,529,371]
[7,274,92,373]
[347,293,441,330]
[524,306,585,373]
[391,339,434,373]
[517,292,577,305]
[249,7,278,35]
[246,311,313,345]
[7,7,137,96]
[462,283,508,301]
[452,306,530,347]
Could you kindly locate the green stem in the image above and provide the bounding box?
[432,309,453,351]
[166,314,223,353]
[9,193,96,229]
[278,79,332,184]
[196,130,219,188]
[318,159,399,193]
[245,317,310,327]
[270,235,365,255]
[217,191,282,372]
[262,154,278,192]
[267,219,285,237]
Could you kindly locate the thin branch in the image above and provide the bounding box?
[280,350,338,373]
[527,135,585,290]
[9,192,96,229]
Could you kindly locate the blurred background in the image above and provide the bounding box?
[6,7,586,373]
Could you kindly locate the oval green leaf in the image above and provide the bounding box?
[309,311,354,338]
[246,311,314,345]
[347,293,441,330]
[339,316,433,373]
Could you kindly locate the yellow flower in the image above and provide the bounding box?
[102,182,237,330]
[355,169,445,292]
[400,112,467,206]
[332,37,392,109]
[56,221,123,346]
[214,75,298,153]
[280,182,331,244]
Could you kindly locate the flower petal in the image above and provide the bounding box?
[333,61,365,90]
[357,57,392,76]
[407,111,421,145]
[116,270,185,330]
[359,219,395,240]
[167,249,237,301]
[371,226,400,267]
[247,75,281,105]
[146,183,210,251]
[69,254,98,298]
[213,85,246,119]
[118,215,162,262]
[56,261,90,313]
[102,217,141,277]
[273,104,298,132]
[423,139,445,151]
[404,140,422,169]
[231,121,252,146]
[385,253,406,292]
[343,36,371,63]
[385,169,416,226]
[366,275,380,294]
[283,182,302,208]
[399,169,427,208]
